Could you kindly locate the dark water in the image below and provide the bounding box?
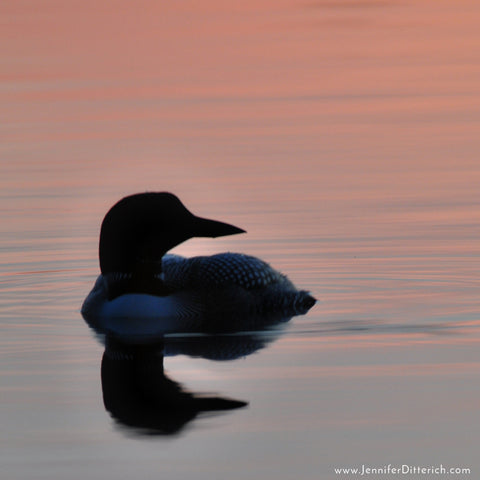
[2,1,480,478]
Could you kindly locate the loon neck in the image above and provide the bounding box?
[104,270,173,300]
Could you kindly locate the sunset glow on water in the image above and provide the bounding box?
[1,1,480,479]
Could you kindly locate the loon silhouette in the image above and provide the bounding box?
[81,192,316,336]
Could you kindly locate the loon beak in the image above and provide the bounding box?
[192,215,246,238]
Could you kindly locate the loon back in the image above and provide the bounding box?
[162,252,315,317]
[163,253,292,290]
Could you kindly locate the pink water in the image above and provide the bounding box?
[1,1,480,478]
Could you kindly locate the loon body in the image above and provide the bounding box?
[81,192,316,336]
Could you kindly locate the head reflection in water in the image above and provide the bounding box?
[101,337,248,436]
[81,192,316,435]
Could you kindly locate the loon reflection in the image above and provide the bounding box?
[89,312,289,436]
[101,336,248,436]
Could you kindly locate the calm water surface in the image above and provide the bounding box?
[2,1,480,479]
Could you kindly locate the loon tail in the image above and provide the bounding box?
[295,291,317,314]
[255,288,317,317]
[283,290,317,315]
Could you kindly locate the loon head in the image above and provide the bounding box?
[99,192,245,277]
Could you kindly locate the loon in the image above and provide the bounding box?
[81,192,316,336]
